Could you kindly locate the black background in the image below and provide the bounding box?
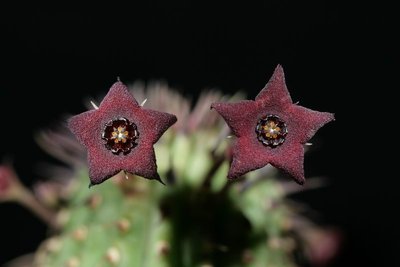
[0,2,396,266]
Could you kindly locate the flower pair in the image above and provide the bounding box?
[69,65,334,186]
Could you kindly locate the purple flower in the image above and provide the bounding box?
[68,81,177,186]
[211,65,334,184]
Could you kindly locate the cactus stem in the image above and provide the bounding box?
[202,154,225,189]
[66,256,80,267]
[105,247,121,265]
[116,218,131,232]
[156,240,170,256]
[72,226,88,241]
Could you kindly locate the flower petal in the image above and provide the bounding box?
[255,64,292,105]
[270,143,305,184]
[138,109,177,144]
[289,105,335,144]
[227,137,270,179]
[211,100,257,137]
[99,81,139,109]
[68,110,99,147]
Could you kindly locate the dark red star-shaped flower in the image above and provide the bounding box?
[68,81,177,186]
[211,65,334,184]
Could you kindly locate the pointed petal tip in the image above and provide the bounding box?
[322,111,336,124]
[272,64,285,80]
[210,102,219,110]
[105,81,131,100]
[256,64,291,102]
[99,79,139,107]
[290,171,305,185]
[210,102,226,113]
[88,176,104,188]
[275,63,284,72]
[295,178,305,185]
[329,112,336,122]
[110,80,128,90]
[227,169,242,180]
[170,114,178,125]
[154,174,166,185]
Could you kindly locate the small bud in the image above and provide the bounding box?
[156,240,170,256]
[56,209,71,226]
[72,226,88,241]
[303,228,342,267]
[280,217,294,231]
[117,218,131,232]
[65,257,80,267]
[44,237,62,253]
[268,237,283,249]
[105,247,121,265]
[86,194,102,209]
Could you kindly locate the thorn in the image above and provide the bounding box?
[90,100,99,110]
[117,76,121,82]
[227,135,233,139]
[123,171,129,180]
[305,142,312,146]
[140,98,147,107]
[88,182,94,189]
[294,101,300,105]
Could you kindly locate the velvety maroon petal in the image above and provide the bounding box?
[270,143,305,185]
[68,110,98,147]
[123,144,159,180]
[227,137,270,179]
[87,148,122,185]
[289,105,335,144]
[255,65,292,106]
[99,81,139,109]
[211,100,257,137]
[86,141,162,185]
[138,109,178,144]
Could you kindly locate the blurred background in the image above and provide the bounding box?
[0,2,396,266]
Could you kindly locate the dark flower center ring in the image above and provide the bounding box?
[256,115,288,147]
[102,117,139,154]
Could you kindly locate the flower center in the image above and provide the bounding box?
[256,115,287,147]
[102,117,139,154]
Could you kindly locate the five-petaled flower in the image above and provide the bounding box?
[211,65,334,184]
[68,81,177,186]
